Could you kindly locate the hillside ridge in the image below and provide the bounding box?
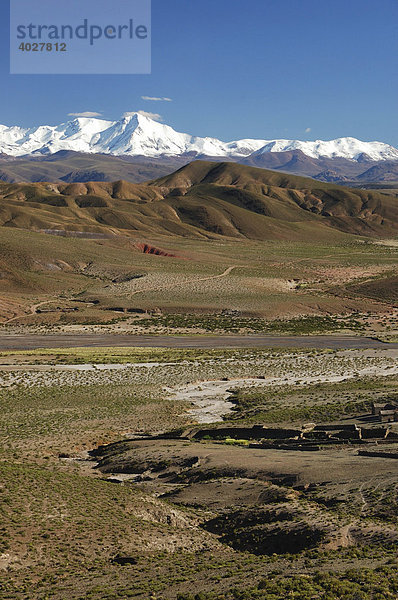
[0,161,397,242]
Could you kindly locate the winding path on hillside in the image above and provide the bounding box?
[128,265,240,297]
[2,266,241,326]
[4,300,60,325]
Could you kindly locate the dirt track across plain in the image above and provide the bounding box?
[0,334,396,350]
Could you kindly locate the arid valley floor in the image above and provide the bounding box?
[2,342,398,600]
[1,163,398,599]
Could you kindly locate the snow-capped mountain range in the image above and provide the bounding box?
[0,112,397,162]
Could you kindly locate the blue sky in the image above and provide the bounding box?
[1,0,397,145]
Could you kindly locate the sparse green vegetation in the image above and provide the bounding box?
[175,564,398,600]
[225,376,398,424]
[0,346,249,365]
[229,389,372,423]
[136,314,365,334]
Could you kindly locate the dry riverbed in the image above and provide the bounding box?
[1,348,397,423]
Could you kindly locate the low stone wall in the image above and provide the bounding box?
[193,426,302,441]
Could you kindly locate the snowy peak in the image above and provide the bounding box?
[0,113,397,162]
[252,137,398,161]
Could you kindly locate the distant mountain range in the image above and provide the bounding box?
[0,113,397,184]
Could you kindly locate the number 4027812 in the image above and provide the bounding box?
[18,42,67,52]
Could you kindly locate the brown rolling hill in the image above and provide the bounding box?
[345,276,398,304]
[0,161,397,242]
